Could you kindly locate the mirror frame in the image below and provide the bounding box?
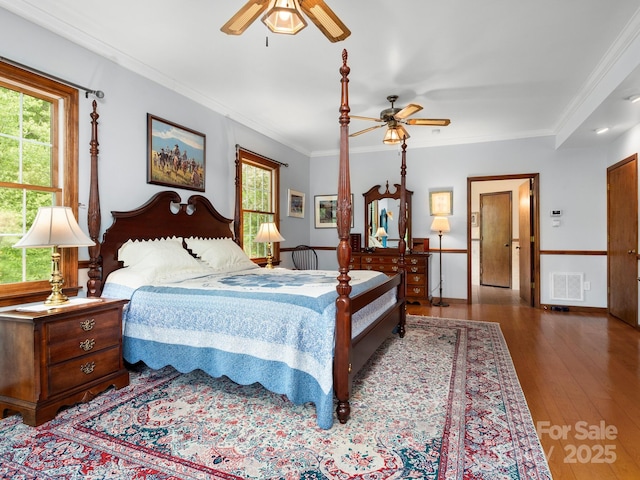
[363,182,412,250]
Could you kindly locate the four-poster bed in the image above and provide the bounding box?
[86,50,409,428]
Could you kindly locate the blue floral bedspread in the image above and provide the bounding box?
[102,268,389,429]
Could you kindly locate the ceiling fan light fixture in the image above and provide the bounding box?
[262,0,307,35]
[383,126,409,145]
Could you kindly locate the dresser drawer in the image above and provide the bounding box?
[47,310,121,363]
[407,285,426,298]
[360,255,400,265]
[405,256,423,266]
[361,263,401,274]
[406,273,425,285]
[48,346,122,396]
[406,264,425,275]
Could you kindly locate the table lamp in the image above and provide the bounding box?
[254,222,285,269]
[13,206,95,305]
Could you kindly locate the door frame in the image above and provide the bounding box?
[467,173,540,307]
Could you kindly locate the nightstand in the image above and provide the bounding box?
[0,298,129,426]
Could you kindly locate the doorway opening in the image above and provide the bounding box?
[467,174,540,307]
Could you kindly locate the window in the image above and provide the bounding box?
[0,62,79,306]
[235,148,280,264]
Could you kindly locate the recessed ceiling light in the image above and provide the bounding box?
[628,94,640,103]
[595,127,609,135]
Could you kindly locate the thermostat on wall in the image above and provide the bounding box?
[550,209,563,217]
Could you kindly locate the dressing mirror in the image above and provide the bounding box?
[363,182,412,250]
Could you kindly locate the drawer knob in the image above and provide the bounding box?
[411,267,418,273]
[79,338,96,351]
[80,318,96,331]
[392,258,398,264]
[413,275,421,282]
[413,287,421,294]
[410,258,418,264]
[392,266,398,271]
[80,361,96,375]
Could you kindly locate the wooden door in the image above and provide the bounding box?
[518,180,533,305]
[480,191,512,288]
[608,155,638,326]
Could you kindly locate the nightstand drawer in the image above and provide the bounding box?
[47,311,121,362]
[48,346,122,396]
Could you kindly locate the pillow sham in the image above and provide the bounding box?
[185,237,259,273]
[117,236,212,283]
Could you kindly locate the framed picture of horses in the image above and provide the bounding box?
[147,114,206,192]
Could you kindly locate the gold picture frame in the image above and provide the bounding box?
[430,189,453,216]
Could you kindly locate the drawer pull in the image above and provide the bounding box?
[392,266,398,271]
[80,361,96,375]
[411,267,419,273]
[410,258,418,264]
[413,287,421,294]
[392,258,398,263]
[80,319,96,331]
[413,275,421,282]
[79,339,96,351]
[364,257,373,263]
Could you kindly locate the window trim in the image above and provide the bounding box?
[0,62,79,307]
[235,147,281,266]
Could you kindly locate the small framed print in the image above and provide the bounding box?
[147,114,205,192]
[314,194,354,228]
[430,189,453,216]
[288,189,305,218]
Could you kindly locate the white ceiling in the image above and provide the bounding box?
[3,0,640,156]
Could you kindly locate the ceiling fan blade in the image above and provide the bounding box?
[394,103,423,120]
[351,115,384,122]
[349,125,385,137]
[406,118,451,126]
[220,0,270,35]
[299,0,351,42]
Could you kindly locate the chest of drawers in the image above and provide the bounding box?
[0,298,129,426]
[351,251,431,305]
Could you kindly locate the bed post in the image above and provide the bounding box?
[233,146,242,244]
[335,49,353,424]
[87,100,101,297]
[397,140,408,337]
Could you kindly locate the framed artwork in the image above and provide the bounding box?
[147,114,206,192]
[314,194,354,228]
[430,189,453,216]
[288,189,305,218]
[471,211,479,227]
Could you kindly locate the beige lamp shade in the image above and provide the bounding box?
[262,0,307,35]
[375,227,388,238]
[430,216,451,234]
[14,206,95,248]
[254,222,285,243]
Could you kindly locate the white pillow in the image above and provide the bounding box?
[117,237,212,283]
[185,237,259,273]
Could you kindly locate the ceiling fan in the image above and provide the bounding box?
[350,95,451,144]
[221,0,350,43]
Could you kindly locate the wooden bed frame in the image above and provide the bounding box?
[86,50,407,425]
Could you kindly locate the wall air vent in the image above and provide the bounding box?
[550,273,584,301]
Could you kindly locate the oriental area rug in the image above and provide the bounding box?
[0,316,551,479]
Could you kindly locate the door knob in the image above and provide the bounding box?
[505,243,510,247]
[628,249,637,254]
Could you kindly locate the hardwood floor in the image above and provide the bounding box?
[407,286,640,479]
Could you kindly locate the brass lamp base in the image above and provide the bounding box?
[45,249,69,305]
[264,241,275,269]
